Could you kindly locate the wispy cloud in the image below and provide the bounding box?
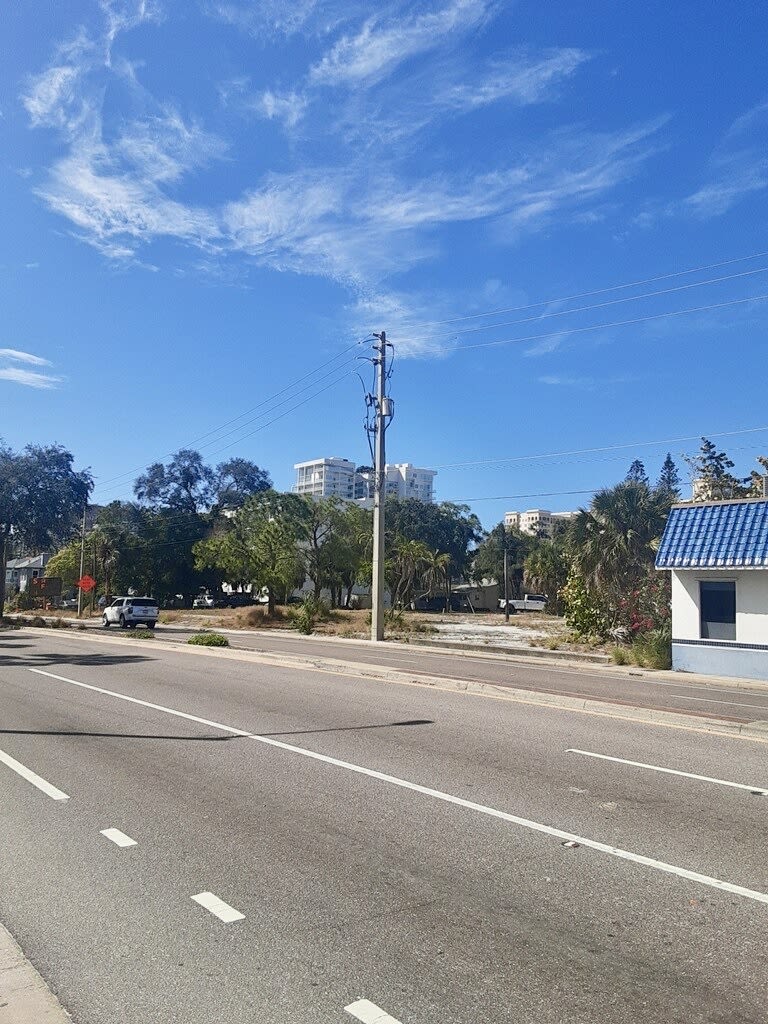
[0,348,52,366]
[538,374,630,390]
[115,109,227,182]
[0,367,63,389]
[221,81,309,129]
[206,0,355,38]
[310,0,492,87]
[682,100,768,218]
[438,49,589,111]
[0,350,61,388]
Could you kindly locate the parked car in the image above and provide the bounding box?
[59,597,78,610]
[102,596,159,629]
[192,593,215,609]
[498,593,548,612]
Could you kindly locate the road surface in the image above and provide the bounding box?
[1,629,767,1023]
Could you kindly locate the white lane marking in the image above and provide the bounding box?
[191,891,245,923]
[671,694,768,711]
[0,746,69,801]
[100,828,138,847]
[345,999,403,1024]
[28,667,768,906]
[567,749,768,795]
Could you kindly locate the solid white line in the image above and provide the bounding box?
[671,694,768,711]
[345,999,403,1024]
[0,746,69,801]
[100,828,138,847]
[28,667,768,907]
[567,749,768,795]
[191,891,245,923]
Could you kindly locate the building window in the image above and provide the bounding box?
[700,581,736,641]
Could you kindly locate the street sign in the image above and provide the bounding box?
[31,577,62,597]
[76,574,97,592]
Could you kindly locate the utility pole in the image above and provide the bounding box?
[76,505,86,619]
[370,331,391,642]
[503,545,510,623]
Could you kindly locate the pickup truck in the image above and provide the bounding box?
[498,593,548,613]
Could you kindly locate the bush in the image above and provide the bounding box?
[132,628,156,639]
[289,595,330,635]
[610,645,630,665]
[49,617,69,629]
[187,632,229,647]
[631,624,672,670]
[31,616,47,628]
[560,569,609,639]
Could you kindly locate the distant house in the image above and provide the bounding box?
[5,554,50,593]
[656,498,768,681]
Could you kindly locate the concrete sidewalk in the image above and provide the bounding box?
[0,924,71,1023]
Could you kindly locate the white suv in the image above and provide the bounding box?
[102,597,159,629]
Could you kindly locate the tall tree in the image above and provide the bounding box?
[134,449,215,513]
[0,442,92,618]
[213,458,272,510]
[625,459,649,486]
[472,524,530,598]
[748,455,768,497]
[655,453,681,501]
[684,437,749,501]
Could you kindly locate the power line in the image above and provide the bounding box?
[94,340,366,490]
[433,424,768,470]
[394,249,768,332]
[399,265,768,346]
[452,292,768,353]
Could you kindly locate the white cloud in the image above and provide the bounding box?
[0,367,62,389]
[0,348,52,366]
[682,100,768,218]
[207,0,321,36]
[255,90,309,129]
[115,109,228,182]
[22,65,86,131]
[310,0,492,87]
[439,49,589,111]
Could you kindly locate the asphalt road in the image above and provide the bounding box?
[1,630,768,1023]
[89,618,768,725]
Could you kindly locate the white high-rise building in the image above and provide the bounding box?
[293,458,356,499]
[504,509,577,537]
[294,458,437,504]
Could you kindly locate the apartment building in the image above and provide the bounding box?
[504,509,577,537]
[294,458,436,503]
[293,458,356,499]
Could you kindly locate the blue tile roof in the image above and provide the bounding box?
[656,500,768,569]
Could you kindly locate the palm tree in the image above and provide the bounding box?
[388,537,433,609]
[419,549,451,610]
[569,481,669,603]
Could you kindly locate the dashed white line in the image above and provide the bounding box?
[345,998,403,1024]
[100,828,138,847]
[191,891,245,923]
[0,746,69,801]
[567,749,768,795]
[28,667,768,906]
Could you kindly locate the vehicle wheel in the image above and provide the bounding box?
[102,615,110,628]
[147,622,156,630]
[119,615,128,629]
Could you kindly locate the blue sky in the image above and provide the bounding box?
[2,0,768,527]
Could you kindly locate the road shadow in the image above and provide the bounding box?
[0,720,434,742]
[0,632,155,668]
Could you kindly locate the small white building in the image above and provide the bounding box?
[656,498,768,681]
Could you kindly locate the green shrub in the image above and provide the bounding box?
[631,624,672,670]
[49,617,69,629]
[132,628,156,639]
[31,616,47,628]
[289,595,330,635]
[610,645,630,665]
[560,569,609,639]
[77,622,88,631]
[187,632,229,647]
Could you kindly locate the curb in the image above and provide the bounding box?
[20,627,768,744]
[0,923,72,1022]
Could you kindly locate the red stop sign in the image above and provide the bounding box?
[76,574,97,592]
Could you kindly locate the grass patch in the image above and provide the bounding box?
[187,632,230,647]
[610,645,630,665]
[131,628,156,639]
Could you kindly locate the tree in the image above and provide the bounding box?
[45,540,82,591]
[213,458,272,510]
[748,455,768,497]
[567,481,670,625]
[524,539,570,615]
[387,537,432,609]
[472,524,530,598]
[684,437,749,501]
[194,490,307,613]
[135,449,215,513]
[625,459,649,486]
[0,442,92,618]
[655,453,681,501]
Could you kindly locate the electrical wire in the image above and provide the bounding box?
[452,292,768,353]
[397,265,768,346]
[394,249,768,332]
[433,425,768,470]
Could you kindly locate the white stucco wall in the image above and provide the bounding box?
[671,569,768,644]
